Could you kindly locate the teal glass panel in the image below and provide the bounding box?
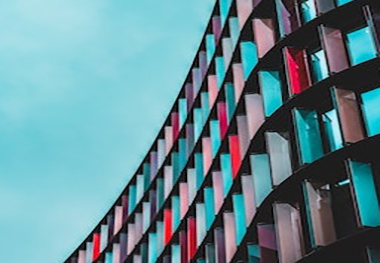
[247,244,260,263]
[156,221,164,254]
[241,42,259,80]
[336,0,352,6]
[250,154,272,206]
[143,202,151,232]
[128,185,137,214]
[85,242,92,263]
[171,244,181,263]
[105,252,113,263]
[157,178,165,209]
[201,92,210,120]
[323,109,343,151]
[143,164,150,192]
[198,260,206,263]
[349,160,380,227]
[225,83,236,122]
[204,187,215,230]
[172,196,181,231]
[229,17,240,47]
[148,233,157,263]
[232,194,247,244]
[172,152,180,183]
[361,88,380,136]
[179,98,187,128]
[367,247,380,263]
[300,0,317,23]
[141,243,148,263]
[210,120,221,157]
[220,0,233,25]
[259,71,283,117]
[220,154,233,197]
[216,57,226,88]
[294,109,324,164]
[195,153,204,190]
[206,34,216,65]
[206,243,216,263]
[194,108,203,141]
[311,49,329,82]
[346,27,377,66]
[179,139,187,170]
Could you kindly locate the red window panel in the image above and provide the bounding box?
[172,112,180,141]
[217,102,228,139]
[229,135,242,179]
[92,233,100,261]
[187,217,197,261]
[284,47,311,95]
[163,209,173,245]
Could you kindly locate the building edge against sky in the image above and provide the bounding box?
[65,0,380,262]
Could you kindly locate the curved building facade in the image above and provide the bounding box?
[65,0,380,262]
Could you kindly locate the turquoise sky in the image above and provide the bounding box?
[0,0,214,262]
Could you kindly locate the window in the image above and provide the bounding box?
[300,0,317,24]
[346,26,377,66]
[310,49,329,82]
[361,87,380,136]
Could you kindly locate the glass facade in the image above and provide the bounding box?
[65,1,380,263]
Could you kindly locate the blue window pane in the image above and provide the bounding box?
[346,27,377,66]
[201,92,210,121]
[171,244,180,263]
[232,194,246,245]
[179,98,187,128]
[247,244,260,263]
[229,17,240,47]
[204,187,215,230]
[210,120,221,157]
[172,196,180,231]
[179,139,187,171]
[195,153,204,190]
[259,71,283,117]
[105,252,113,263]
[220,154,233,197]
[206,34,215,65]
[225,83,236,122]
[216,57,226,88]
[323,109,343,151]
[128,185,137,214]
[361,88,380,136]
[240,42,259,80]
[250,154,272,206]
[336,0,352,6]
[294,109,324,164]
[194,108,203,140]
[348,160,380,227]
[300,0,317,23]
[148,233,157,263]
[311,49,329,82]
[219,0,233,26]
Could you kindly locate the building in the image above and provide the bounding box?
[65,0,380,262]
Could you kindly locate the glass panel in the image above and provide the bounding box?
[323,109,343,151]
[361,87,380,136]
[220,0,233,25]
[315,0,334,13]
[196,203,206,246]
[164,166,173,199]
[213,16,222,44]
[346,27,377,66]
[221,154,233,197]
[105,252,113,263]
[222,38,233,68]
[128,185,137,215]
[214,227,227,263]
[206,243,216,263]
[348,160,380,227]
[224,212,237,262]
[204,187,215,230]
[237,115,250,157]
[157,221,164,254]
[194,108,203,141]
[179,98,188,128]
[240,41,259,80]
[86,242,92,263]
[253,18,277,58]
[336,0,352,6]
[258,71,283,117]
[275,0,301,37]
[293,109,324,164]
[232,194,247,245]
[273,203,304,262]
[180,182,188,219]
[217,102,228,138]
[157,178,164,210]
[229,135,242,178]
[92,233,100,261]
[188,168,197,204]
[310,49,329,82]
[180,231,188,263]
[195,153,205,188]
[216,57,226,88]
[112,243,120,263]
[210,120,221,157]
[257,224,278,262]
[232,64,245,101]
[250,154,273,206]
[266,132,292,186]
[284,47,311,95]
[148,233,157,263]
[332,87,365,143]
[201,92,210,121]
[320,26,349,74]
[143,202,151,232]
[212,171,224,214]
[244,94,265,138]
[302,181,336,248]
[236,0,253,27]
[206,34,216,65]
[242,174,256,224]
[188,217,197,261]
[229,17,240,47]
[225,83,236,122]
[203,137,212,175]
[164,209,172,245]
[172,196,181,231]
[100,225,108,251]
[300,0,317,24]
[247,244,260,263]
[199,50,208,78]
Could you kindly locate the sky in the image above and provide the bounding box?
[0,0,214,262]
